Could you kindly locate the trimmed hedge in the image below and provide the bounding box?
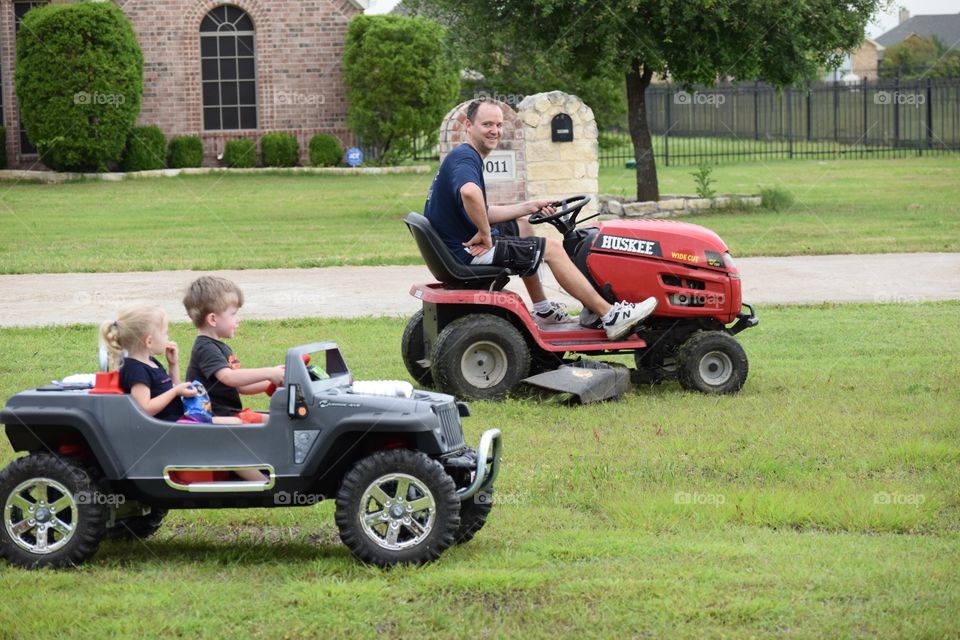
[309,134,343,167]
[224,139,256,168]
[261,132,300,167]
[121,126,166,172]
[344,16,458,164]
[15,2,143,172]
[167,136,204,168]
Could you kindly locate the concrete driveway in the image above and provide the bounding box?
[1,252,958,327]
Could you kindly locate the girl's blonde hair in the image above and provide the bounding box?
[99,305,166,370]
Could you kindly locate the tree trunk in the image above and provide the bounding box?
[625,61,659,202]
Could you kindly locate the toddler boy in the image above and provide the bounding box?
[183,276,284,423]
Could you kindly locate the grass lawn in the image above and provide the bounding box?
[1,302,958,638]
[0,155,957,274]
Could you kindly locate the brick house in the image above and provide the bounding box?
[0,0,367,169]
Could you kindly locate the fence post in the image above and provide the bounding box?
[833,79,840,143]
[754,80,760,141]
[806,90,813,141]
[862,77,869,156]
[786,87,794,158]
[926,78,934,151]
[664,88,671,167]
[893,75,900,150]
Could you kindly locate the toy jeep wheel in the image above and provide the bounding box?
[677,331,748,394]
[0,454,108,568]
[335,449,460,567]
[455,489,493,544]
[401,310,433,386]
[432,314,530,400]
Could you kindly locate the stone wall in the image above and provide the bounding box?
[517,91,599,215]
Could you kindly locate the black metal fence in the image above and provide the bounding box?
[600,77,960,167]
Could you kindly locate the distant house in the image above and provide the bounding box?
[825,37,885,83]
[1,0,369,169]
[830,9,960,83]
[875,9,960,49]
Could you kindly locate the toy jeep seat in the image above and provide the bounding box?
[404,212,514,290]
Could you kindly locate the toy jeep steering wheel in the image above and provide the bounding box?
[529,195,592,233]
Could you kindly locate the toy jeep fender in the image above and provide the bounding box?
[0,342,501,568]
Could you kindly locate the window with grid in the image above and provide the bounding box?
[200,5,257,131]
[13,1,49,154]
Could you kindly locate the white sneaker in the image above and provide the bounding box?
[533,301,577,325]
[604,297,657,340]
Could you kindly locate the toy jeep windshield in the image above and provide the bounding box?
[0,342,501,568]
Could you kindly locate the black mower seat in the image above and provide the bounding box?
[404,212,515,290]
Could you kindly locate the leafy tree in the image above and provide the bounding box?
[880,35,960,80]
[407,0,882,201]
[16,2,143,172]
[344,15,459,164]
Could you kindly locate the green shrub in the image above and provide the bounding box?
[223,139,257,168]
[167,136,204,168]
[308,134,343,167]
[690,162,716,199]
[260,132,300,167]
[761,186,796,211]
[0,127,6,169]
[120,126,166,172]
[344,16,459,164]
[15,2,143,172]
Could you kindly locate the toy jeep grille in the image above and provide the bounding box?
[433,402,465,450]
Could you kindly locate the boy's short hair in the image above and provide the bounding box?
[183,276,244,328]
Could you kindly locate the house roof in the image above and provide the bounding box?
[875,13,960,49]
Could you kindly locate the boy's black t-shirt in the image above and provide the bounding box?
[119,357,183,422]
[186,335,243,416]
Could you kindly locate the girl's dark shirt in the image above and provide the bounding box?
[120,357,183,422]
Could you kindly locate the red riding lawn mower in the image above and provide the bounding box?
[402,195,758,402]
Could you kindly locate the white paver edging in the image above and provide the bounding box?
[0,164,433,184]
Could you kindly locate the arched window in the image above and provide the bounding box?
[200,5,257,130]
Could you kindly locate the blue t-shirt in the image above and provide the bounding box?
[119,356,184,422]
[424,143,487,264]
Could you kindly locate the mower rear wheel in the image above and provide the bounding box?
[432,314,530,400]
[401,310,433,386]
[677,331,748,394]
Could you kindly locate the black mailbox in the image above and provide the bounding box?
[551,113,573,142]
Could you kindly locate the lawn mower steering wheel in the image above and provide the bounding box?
[529,195,592,234]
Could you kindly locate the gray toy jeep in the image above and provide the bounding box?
[0,342,501,568]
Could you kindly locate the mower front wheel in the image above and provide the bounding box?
[431,314,530,400]
[677,331,748,394]
[401,310,433,386]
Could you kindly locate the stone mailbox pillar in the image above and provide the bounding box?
[517,91,599,217]
[437,99,526,205]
